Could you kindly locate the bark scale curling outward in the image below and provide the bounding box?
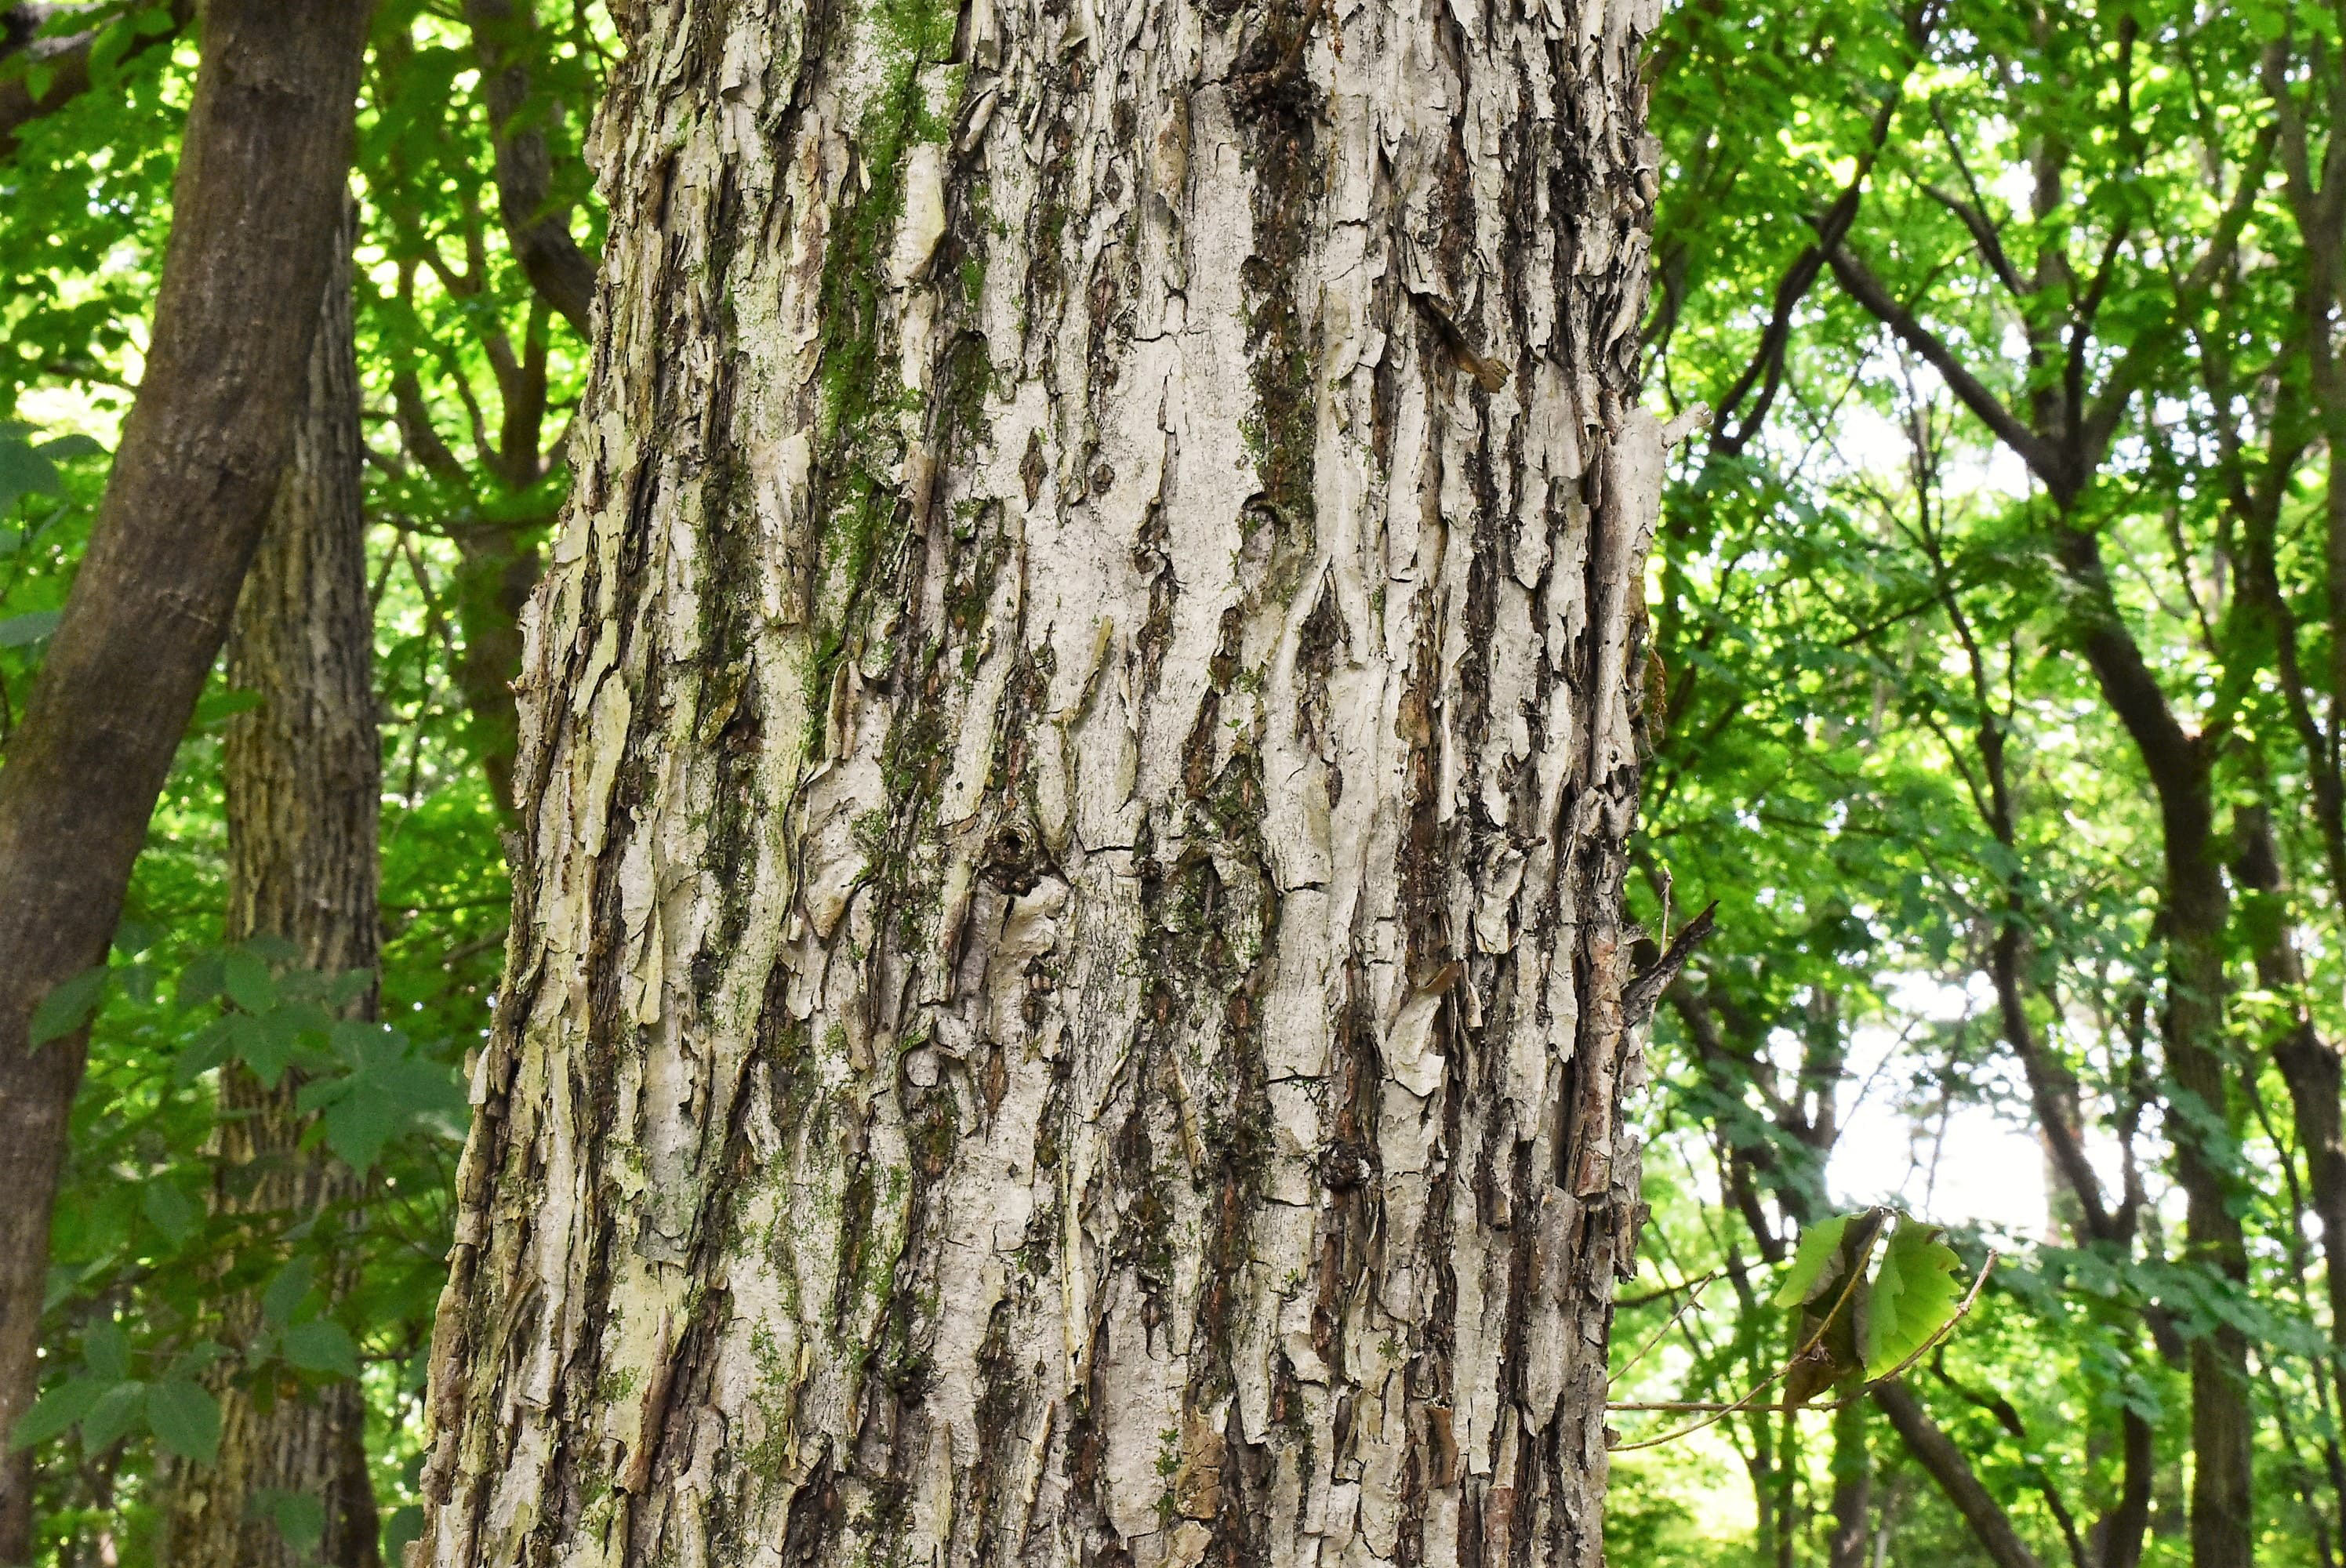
[416,0,1667,1563]
[162,207,385,1568]
[0,5,371,1557]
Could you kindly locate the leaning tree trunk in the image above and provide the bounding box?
[162,215,384,1568]
[0,5,370,1557]
[416,0,1666,1562]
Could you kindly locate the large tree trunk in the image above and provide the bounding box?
[161,207,385,1568]
[0,5,371,1559]
[414,0,1666,1563]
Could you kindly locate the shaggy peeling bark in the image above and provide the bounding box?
[417,0,1667,1562]
[162,215,384,1568]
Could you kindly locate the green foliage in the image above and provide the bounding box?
[27,964,107,1047]
[0,2,603,1552]
[8,1328,222,1470]
[0,0,593,1552]
[1617,0,2346,1553]
[1862,1220,1964,1378]
[1772,1212,1859,1308]
[252,1488,328,1555]
[143,1380,220,1467]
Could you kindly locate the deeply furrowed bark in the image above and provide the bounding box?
[0,5,370,1557]
[161,209,385,1568]
[416,0,1666,1562]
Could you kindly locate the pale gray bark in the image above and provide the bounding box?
[416,0,1668,1563]
[164,214,383,1568]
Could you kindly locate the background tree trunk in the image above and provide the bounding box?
[415,0,1666,1562]
[0,5,371,1557]
[161,204,385,1568]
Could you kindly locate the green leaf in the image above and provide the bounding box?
[321,1091,401,1172]
[37,434,103,462]
[1864,1220,1965,1378]
[242,935,302,965]
[281,1319,360,1378]
[172,1017,235,1086]
[0,610,62,648]
[7,1375,106,1450]
[191,688,264,730]
[147,1379,222,1465]
[164,1342,225,1383]
[28,964,107,1047]
[300,1023,457,1169]
[1772,1212,1855,1307]
[232,1005,306,1089]
[0,430,59,514]
[381,1055,465,1116]
[271,998,338,1042]
[175,949,229,1011]
[270,1490,328,1553]
[383,1504,425,1563]
[262,1258,316,1330]
[296,1073,354,1115]
[82,1322,129,1383]
[142,1181,201,1245]
[80,1381,147,1452]
[223,947,277,1013]
[326,967,377,1008]
[328,1018,402,1069]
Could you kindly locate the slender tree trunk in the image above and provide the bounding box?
[449,523,539,818]
[161,205,385,1568]
[2237,810,2346,1356]
[1826,1399,1873,1568]
[1875,1385,2048,1568]
[413,0,1669,1561]
[462,0,595,334]
[0,5,371,1559]
[2050,526,2253,1568]
[2163,818,2252,1568]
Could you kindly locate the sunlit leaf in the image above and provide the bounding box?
[1771,1212,1855,1307]
[1864,1220,1965,1378]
